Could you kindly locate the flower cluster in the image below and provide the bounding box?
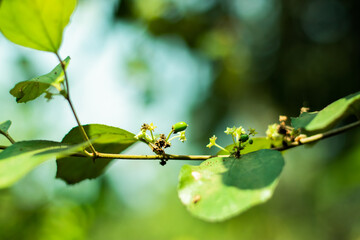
[266,123,282,141]
[135,122,188,165]
[206,125,256,157]
[265,115,305,146]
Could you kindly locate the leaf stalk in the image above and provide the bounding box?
[55,53,98,157]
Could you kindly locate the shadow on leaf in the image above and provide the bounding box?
[221,149,284,189]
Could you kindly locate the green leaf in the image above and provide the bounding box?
[56,124,138,184]
[178,149,284,222]
[0,120,11,133]
[0,140,86,188]
[291,112,318,131]
[217,137,272,155]
[0,0,77,52]
[291,91,360,133]
[9,57,70,103]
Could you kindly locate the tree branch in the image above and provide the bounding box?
[1,121,359,160]
[274,120,360,151]
[78,120,360,160]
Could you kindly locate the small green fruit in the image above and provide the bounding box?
[240,134,249,142]
[249,139,253,144]
[172,122,188,133]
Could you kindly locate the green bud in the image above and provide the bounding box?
[172,122,188,133]
[249,139,253,144]
[240,134,249,142]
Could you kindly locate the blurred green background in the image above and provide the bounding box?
[1,0,360,239]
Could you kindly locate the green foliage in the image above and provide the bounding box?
[178,149,284,221]
[9,57,70,103]
[0,140,87,188]
[0,120,11,134]
[0,0,76,52]
[291,91,360,133]
[56,124,137,184]
[0,0,359,224]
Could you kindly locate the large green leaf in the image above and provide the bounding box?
[217,137,272,155]
[178,149,284,222]
[10,57,70,103]
[0,0,76,52]
[291,91,360,133]
[0,140,86,188]
[56,124,138,184]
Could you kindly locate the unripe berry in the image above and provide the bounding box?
[240,134,249,142]
[172,122,188,133]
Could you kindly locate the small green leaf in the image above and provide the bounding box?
[291,91,360,133]
[178,149,284,222]
[0,0,77,52]
[0,140,86,188]
[291,112,318,131]
[217,137,272,155]
[56,124,138,184]
[10,57,70,103]
[0,120,11,133]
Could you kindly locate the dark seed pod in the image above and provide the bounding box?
[249,139,253,144]
[172,122,188,133]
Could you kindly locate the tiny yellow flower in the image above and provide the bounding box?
[224,126,237,135]
[148,123,157,131]
[248,128,258,136]
[206,135,217,148]
[235,126,246,136]
[233,126,246,141]
[179,131,187,142]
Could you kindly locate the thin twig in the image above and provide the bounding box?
[55,53,98,157]
[89,153,227,160]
